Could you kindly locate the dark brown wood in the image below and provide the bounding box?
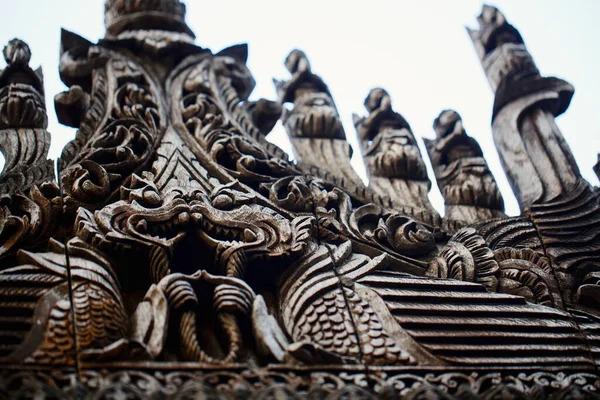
[0,2,599,399]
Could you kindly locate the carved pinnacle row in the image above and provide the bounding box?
[0,3,599,398]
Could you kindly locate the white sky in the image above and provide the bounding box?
[0,0,598,216]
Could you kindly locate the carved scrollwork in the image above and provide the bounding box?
[182,90,227,141]
[2,369,599,399]
[494,247,559,307]
[2,1,600,397]
[260,174,438,267]
[205,129,299,186]
[198,44,288,160]
[61,58,161,212]
[176,55,298,188]
[428,227,563,308]
[316,187,437,259]
[348,203,436,257]
[260,176,316,213]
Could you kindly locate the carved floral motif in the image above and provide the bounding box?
[0,1,599,398]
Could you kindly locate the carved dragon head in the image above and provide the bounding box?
[76,173,313,282]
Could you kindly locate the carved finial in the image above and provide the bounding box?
[477,5,507,31]
[0,39,53,194]
[355,88,411,143]
[284,49,311,75]
[0,38,46,127]
[104,0,194,37]
[433,109,463,139]
[470,5,577,208]
[355,88,430,184]
[277,49,330,105]
[425,110,505,223]
[3,39,31,67]
[472,4,523,57]
[364,88,391,113]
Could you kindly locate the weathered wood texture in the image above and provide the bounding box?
[0,2,598,399]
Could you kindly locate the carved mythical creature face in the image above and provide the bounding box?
[365,127,427,180]
[285,93,344,139]
[77,176,313,284]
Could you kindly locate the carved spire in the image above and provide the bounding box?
[104,0,194,37]
[0,39,53,193]
[0,39,44,114]
[276,49,332,107]
[277,49,363,187]
[353,88,439,220]
[425,110,505,224]
[0,39,61,263]
[2,4,600,397]
[469,4,581,208]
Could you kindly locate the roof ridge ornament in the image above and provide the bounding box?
[104,0,194,37]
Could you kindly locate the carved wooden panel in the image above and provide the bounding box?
[0,2,599,399]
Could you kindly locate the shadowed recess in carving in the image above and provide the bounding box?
[0,1,599,398]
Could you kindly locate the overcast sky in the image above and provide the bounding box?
[0,0,598,216]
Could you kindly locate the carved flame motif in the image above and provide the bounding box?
[0,2,599,399]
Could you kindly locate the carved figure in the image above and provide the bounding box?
[425,109,505,224]
[0,1,599,398]
[354,88,439,221]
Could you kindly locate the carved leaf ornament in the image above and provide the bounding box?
[0,1,598,398]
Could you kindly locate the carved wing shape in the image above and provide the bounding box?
[356,270,592,368]
[0,240,70,363]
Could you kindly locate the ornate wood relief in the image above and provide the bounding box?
[425,110,506,225]
[0,2,599,398]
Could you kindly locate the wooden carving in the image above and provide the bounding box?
[425,109,506,225]
[353,88,440,224]
[1,2,599,399]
